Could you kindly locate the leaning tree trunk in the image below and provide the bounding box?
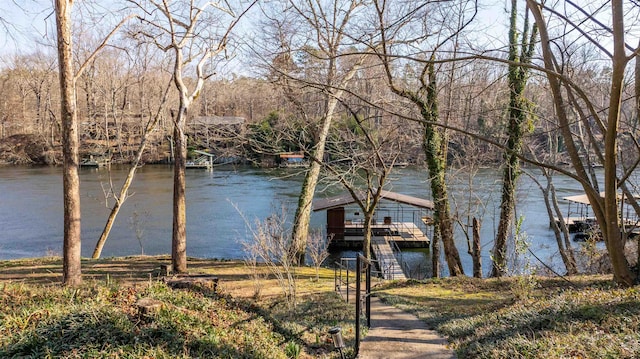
[291,161,322,264]
[92,84,168,259]
[56,0,82,287]
[545,178,578,275]
[290,58,363,264]
[291,108,335,265]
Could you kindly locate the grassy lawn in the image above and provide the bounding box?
[3,256,640,358]
[0,256,355,358]
[373,276,640,358]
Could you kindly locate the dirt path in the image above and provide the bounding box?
[357,296,457,359]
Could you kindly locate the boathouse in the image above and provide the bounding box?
[278,152,307,167]
[560,192,640,240]
[312,190,434,249]
[313,190,434,279]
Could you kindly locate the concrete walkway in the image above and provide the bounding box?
[357,297,457,359]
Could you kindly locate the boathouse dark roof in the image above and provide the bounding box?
[312,190,434,211]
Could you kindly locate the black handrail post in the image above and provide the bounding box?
[355,255,362,357]
[334,262,338,292]
[340,261,343,297]
[346,260,350,304]
[366,258,371,328]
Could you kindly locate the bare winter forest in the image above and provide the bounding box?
[2,1,635,169]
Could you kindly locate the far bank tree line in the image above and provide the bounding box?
[7,0,640,287]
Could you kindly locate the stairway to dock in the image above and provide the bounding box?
[371,237,406,280]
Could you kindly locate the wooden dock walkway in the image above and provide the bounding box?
[371,237,406,280]
[334,221,431,280]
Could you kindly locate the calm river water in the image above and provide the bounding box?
[0,164,590,276]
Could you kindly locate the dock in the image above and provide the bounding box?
[312,190,435,280]
[338,221,429,280]
[186,150,214,170]
[80,155,110,168]
[554,216,597,233]
[338,222,430,248]
[371,236,406,280]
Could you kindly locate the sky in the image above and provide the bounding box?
[0,0,510,57]
[0,1,53,56]
[0,1,127,60]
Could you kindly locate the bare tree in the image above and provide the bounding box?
[526,0,640,286]
[306,230,332,281]
[240,205,299,308]
[129,0,256,273]
[55,0,82,286]
[371,1,474,276]
[491,0,538,278]
[54,0,132,285]
[260,0,366,264]
[323,100,404,260]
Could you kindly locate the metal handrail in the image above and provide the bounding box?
[335,257,385,303]
[334,258,356,303]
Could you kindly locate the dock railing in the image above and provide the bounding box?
[389,239,409,278]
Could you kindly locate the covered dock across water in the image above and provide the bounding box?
[312,190,434,248]
[558,192,640,240]
[313,190,434,279]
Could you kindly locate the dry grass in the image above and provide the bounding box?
[0,256,355,358]
[374,275,640,358]
[7,256,637,358]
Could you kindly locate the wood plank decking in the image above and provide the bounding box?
[331,221,430,280]
[343,222,430,244]
[371,237,406,280]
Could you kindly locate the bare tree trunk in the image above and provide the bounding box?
[603,0,634,286]
[172,105,188,273]
[55,0,82,286]
[362,211,373,260]
[491,171,516,277]
[634,40,640,278]
[491,0,537,277]
[431,224,441,278]
[472,217,482,278]
[291,109,330,263]
[422,60,464,276]
[545,176,578,275]
[291,62,363,264]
